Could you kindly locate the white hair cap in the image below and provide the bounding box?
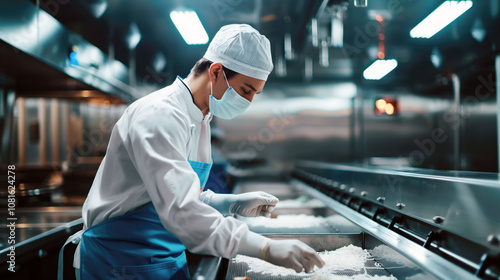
[203,24,273,81]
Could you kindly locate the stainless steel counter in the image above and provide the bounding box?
[0,206,83,279]
[0,206,82,250]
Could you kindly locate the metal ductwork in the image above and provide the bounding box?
[354,0,368,7]
[0,1,138,103]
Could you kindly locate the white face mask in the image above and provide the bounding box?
[209,70,251,119]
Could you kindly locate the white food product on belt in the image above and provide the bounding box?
[309,274,398,280]
[370,245,417,268]
[232,244,398,279]
[276,196,326,208]
[241,214,330,228]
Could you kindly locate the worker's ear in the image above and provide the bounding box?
[208,62,223,84]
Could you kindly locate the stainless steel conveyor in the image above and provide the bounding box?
[193,162,500,280]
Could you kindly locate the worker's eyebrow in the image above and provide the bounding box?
[244,83,257,92]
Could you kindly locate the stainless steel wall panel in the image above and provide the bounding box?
[217,83,356,169]
[218,83,497,173]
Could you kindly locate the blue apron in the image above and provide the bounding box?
[79,160,212,280]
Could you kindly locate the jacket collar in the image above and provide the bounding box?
[174,76,208,123]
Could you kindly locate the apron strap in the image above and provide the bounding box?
[57,229,84,280]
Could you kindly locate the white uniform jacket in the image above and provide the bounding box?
[74,77,249,268]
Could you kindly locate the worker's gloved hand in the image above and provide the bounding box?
[208,191,278,217]
[263,239,325,273]
[230,192,279,217]
[237,231,325,273]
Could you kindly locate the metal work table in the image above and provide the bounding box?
[0,206,82,249]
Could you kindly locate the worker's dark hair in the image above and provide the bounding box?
[189,58,238,79]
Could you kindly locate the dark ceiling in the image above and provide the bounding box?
[31,0,500,93]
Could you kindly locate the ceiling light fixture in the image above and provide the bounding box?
[170,10,209,45]
[410,1,473,39]
[363,59,398,80]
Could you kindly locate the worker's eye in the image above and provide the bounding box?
[243,89,251,95]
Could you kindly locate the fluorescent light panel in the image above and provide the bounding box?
[363,59,398,80]
[410,1,473,39]
[170,10,209,45]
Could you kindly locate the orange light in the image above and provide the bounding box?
[378,34,385,40]
[375,99,387,110]
[385,103,395,115]
[261,14,276,22]
[378,52,385,59]
[376,15,384,22]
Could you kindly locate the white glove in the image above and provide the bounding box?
[262,239,325,273]
[208,191,279,217]
[237,232,325,273]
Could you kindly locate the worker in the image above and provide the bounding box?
[58,24,325,280]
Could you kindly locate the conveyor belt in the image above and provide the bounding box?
[220,181,436,280]
[224,234,419,280]
[291,161,500,279]
[192,172,499,280]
